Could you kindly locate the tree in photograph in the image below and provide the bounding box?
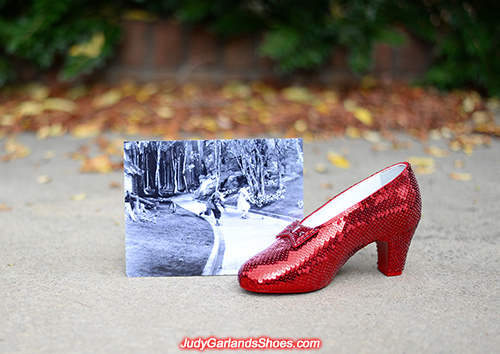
[228,139,278,207]
[201,140,223,190]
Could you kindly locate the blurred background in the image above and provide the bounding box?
[1,0,499,167]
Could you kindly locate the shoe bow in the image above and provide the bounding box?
[276,220,319,248]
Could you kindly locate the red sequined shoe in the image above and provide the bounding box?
[238,162,421,293]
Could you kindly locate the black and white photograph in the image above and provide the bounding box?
[124,138,304,277]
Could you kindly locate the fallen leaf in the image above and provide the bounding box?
[314,163,326,173]
[345,126,361,139]
[450,172,473,181]
[327,152,350,169]
[371,142,389,151]
[93,89,122,109]
[282,87,313,103]
[463,144,474,156]
[0,203,13,212]
[80,154,114,174]
[36,175,52,184]
[122,9,159,22]
[353,107,373,126]
[109,181,121,188]
[428,129,442,140]
[294,119,308,132]
[2,138,31,161]
[362,130,382,143]
[425,145,449,158]
[16,101,42,116]
[136,83,159,103]
[343,99,357,112]
[156,106,174,119]
[413,166,436,175]
[407,157,436,175]
[37,124,66,139]
[453,159,464,168]
[471,111,490,124]
[71,193,87,201]
[407,157,435,168]
[320,183,333,189]
[42,97,77,113]
[69,32,105,59]
[1,114,15,126]
[28,84,50,101]
[71,123,102,139]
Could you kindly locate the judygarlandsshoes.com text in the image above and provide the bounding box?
[179,337,321,351]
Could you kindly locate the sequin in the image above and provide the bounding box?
[238,162,422,293]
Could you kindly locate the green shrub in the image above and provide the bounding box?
[1,0,499,96]
[0,0,120,86]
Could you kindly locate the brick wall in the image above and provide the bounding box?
[105,19,433,85]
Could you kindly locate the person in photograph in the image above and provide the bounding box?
[203,190,226,226]
[237,186,251,219]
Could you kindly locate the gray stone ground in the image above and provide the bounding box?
[1,132,499,353]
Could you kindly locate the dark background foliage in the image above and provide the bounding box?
[1,0,499,96]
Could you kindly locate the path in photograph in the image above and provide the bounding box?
[125,203,214,277]
[171,193,291,275]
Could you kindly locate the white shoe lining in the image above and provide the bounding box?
[302,163,406,228]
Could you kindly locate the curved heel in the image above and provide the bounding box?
[376,226,416,276]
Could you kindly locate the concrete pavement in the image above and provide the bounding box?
[1,132,499,353]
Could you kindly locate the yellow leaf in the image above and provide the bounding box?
[282,87,313,103]
[327,152,350,169]
[425,145,449,158]
[203,116,218,132]
[314,163,326,173]
[343,99,357,112]
[361,75,377,89]
[294,119,308,132]
[362,130,382,143]
[450,172,473,181]
[1,114,15,126]
[2,138,31,161]
[156,106,174,119]
[353,107,373,126]
[371,142,389,152]
[463,144,474,156]
[80,154,113,174]
[136,83,159,103]
[314,101,331,115]
[71,193,87,201]
[42,97,77,113]
[122,9,159,22]
[0,203,13,212]
[37,124,66,139]
[407,156,435,168]
[16,101,42,116]
[28,84,50,101]
[69,32,105,59]
[72,123,102,139]
[407,156,436,175]
[104,139,125,156]
[345,126,361,139]
[93,89,122,109]
[453,159,464,168]
[36,175,51,184]
[222,82,252,99]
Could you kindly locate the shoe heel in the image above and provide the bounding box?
[376,227,416,276]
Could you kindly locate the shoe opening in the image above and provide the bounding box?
[302,163,406,228]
